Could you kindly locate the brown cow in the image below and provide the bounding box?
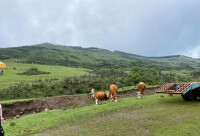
[109,84,118,102]
[91,89,95,99]
[137,82,146,99]
[94,92,109,105]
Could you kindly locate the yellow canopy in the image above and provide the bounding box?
[0,61,6,68]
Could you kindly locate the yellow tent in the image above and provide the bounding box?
[0,61,6,68]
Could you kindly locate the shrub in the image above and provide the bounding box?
[18,67,50,75]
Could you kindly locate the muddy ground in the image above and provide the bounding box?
[2,87,158,120]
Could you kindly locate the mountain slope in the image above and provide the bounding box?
[114,51,200,70]
[0,43,200,70]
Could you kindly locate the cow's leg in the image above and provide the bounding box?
[137,93,141,99]
[115,96,117,102]
[95,99,98,105]
[141,94,144,99]
[110,94,113,102]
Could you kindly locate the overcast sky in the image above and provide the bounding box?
[0,0,200,58]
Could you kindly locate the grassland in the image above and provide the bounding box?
[3,94,200,136]
[1,43,200,70]
[0,60,89,89]
[1,43,200,136]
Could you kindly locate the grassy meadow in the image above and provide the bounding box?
[2,94,200,136]
[0,60,89,89]
[1,44,200,136]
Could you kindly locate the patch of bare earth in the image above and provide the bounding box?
[2,87,158,120]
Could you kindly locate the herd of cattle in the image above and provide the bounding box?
[91,82,146,105]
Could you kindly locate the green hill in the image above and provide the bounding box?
[1,43,200,70]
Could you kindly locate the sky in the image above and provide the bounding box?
[1,0,200,58]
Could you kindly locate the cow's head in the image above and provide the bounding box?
[106,93,110,99]
[136,92,142,99]
[91,89,95,99]
[91,89,95,94]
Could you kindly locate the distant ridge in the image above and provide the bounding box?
[0,43,200,70]
[114,51,147,58]
[114,51,193,59]
[149,55,193,59]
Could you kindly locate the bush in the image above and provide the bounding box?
[128,67,191,85]
[18,67,50,75]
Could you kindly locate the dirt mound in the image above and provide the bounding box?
[2,87,158,120]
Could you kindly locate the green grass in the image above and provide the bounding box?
[117,85,160,92]
[0,98,36,104]
[0,60,89,89]
[3,94,200,136]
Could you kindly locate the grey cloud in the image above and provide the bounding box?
[0,0,200,57]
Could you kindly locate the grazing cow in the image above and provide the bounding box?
[94,92,108,105]
[91,89,95,99]
[109,84,118,102]
[137,82,146,99]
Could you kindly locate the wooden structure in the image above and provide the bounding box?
[156,83,200,100]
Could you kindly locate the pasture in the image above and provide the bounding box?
[0,59,199,136]
[0,60,89,89]
[3,94,200,136]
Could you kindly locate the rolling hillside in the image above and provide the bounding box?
[1,43,200,70]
